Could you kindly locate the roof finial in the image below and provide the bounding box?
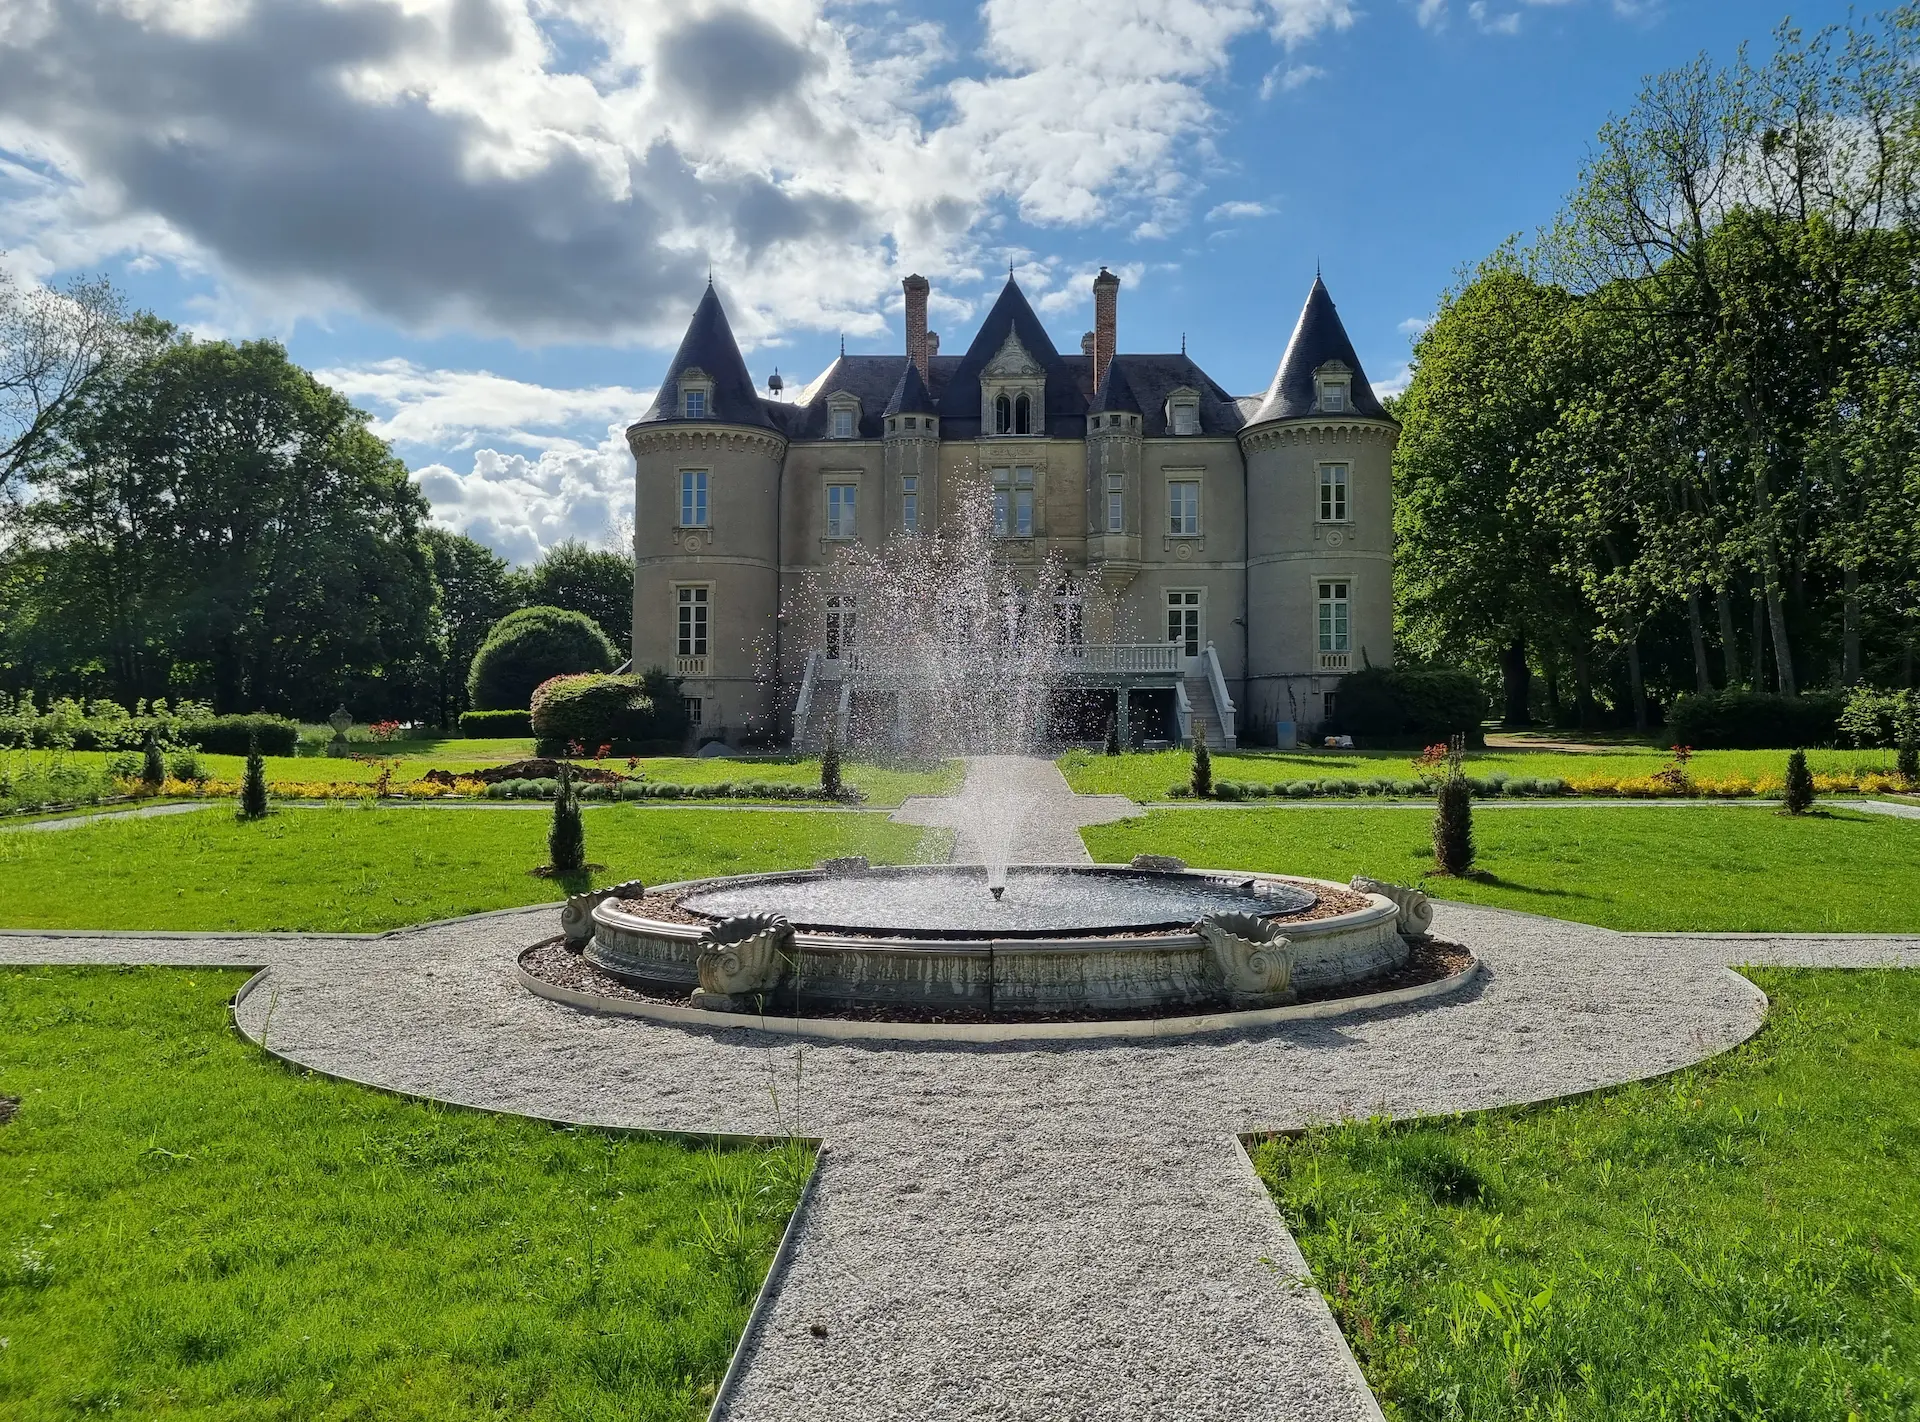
[1181,331,1187,355]
[1009,257,1015,280]
[707,264,714,288]
[839,332,845,357]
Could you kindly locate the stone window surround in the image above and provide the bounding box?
[1164,386,1201,436]
[826,391,863,439]
[679,367,715,420]
[990,464,1037,539]
[1165,585,1205,656]
[1163,469,1203,544]
[674,581,712,659]
[676,467,710,530]
[1316,460,1352,525]
[1315,361,1353,416]
[824,474,861,541]
[980,329,1046,438]
[1312,572,1353,662]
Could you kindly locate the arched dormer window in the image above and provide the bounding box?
[994,393,1013,435]
[1013,393,1032,435]
[982,329,1045,437]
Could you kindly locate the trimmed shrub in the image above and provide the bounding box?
[1215,780,1244,801]
[1434,776,1474,873]
[530,674,655,746]
[237,734,269,820]
[1327,665,1485,744]
[1190,728,1212,797]
[459,709,532,738]
[1668,690,1843,750]
[467,606,616,713]
[1783,749,1815,815]
[549,766,585,871]
[1105,715,1121,756]
[142,738,166,790]
[183,715,300,757]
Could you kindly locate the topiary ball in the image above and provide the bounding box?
[467,606,617,712]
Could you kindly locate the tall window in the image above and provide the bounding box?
[1055,584,1084,646]
[901,475,919,533]
[994,393,1012,435]
[1319,463,1348,522]
[1317,580,1350,653]
[684,696,704,727]
[832,408,855,438]
[824,596,856,660]
[1168,480,1199,536]
[826,483,858,539]
[992,466,1033,536]
[683,390,706,419]
[676,586,709,657]
[679,470,708,527]
[1013,392,1032,435]
[1106,473,1124,533]
[1167,589,1202,657]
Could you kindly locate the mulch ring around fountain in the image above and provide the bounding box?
[518,936,1473,1028]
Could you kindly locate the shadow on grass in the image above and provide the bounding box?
[1446,870,1598,903]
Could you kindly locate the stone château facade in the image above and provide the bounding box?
[628,269,1396,748]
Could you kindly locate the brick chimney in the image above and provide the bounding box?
[1081,332,1095,356]
[1092,267,1119,393]
[903,274,930,382]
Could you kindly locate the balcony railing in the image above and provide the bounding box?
[1056,642,1182,674]
[1317,650,1350,671]
[675,654,709,677]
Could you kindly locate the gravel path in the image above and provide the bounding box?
[3,758,1915,1419]
[891,755,1139,863]
[1,802,214,832]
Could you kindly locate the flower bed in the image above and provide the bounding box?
[114,776,853,804]
[1163,771,1912,801]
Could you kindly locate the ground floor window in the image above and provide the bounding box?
[1322,691,1337,723]
[1167,589,1202,657]
[1317,580,1350,653]
[684,696,704,727]
[676,585,709,657]
[901,476,919,533]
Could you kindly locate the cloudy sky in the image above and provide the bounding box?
[0,0,1855,563]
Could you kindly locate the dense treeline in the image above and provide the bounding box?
[1396,9,1920,727]
[0,290,632,724]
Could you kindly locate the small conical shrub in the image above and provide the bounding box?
[549,764,586,872]
[821,724,843,799]
[1190,725,1212,798]
[1433,734,1474,874]
[1105,714,1121,757]
[1899,744,1918,784]
[1783,748,1815,815]
[142,736,166,790]
[237,732,269,820]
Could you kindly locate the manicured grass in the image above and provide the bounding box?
[0,806,939,933]
[1059,746,1908,800]
[1252,969,1920,1421]
[1082,805,1920,932]
[66,747,961,806]
[0,967,808,1420]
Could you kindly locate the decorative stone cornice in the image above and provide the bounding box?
[627,423,788,459]
[1237,419,1399,455]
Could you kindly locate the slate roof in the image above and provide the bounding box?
[1244,276,1392,427]
[935,277,1087,439]
[632,283,775,431]
[882,359,938,417]
[1088,357,1142,416]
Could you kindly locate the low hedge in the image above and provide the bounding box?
[481,778,850,802]
[1325,665,1485,742]
[530,673,655,745]
[458,709,532,738]
[1667,690,1843,749]
[1172,775,1572,800]
[180,714,301,756]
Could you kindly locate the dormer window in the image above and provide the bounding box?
[1316,362,1353,415]
[1166,388,1201,436]
[982,329,1045,438]
[826,392,861,439]
[678,367,714,420]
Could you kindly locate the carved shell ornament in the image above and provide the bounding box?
[560,879,647,948]
[695,913,794,1000]
[1195,911,1294,1001]
[1349,876,1434,937]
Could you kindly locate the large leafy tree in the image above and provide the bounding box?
[423,527,520,722]
[519,538,634,650]
[18,335,434,716]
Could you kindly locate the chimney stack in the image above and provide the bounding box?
[1081,332,1095,356]
[1092,267,1119,393]
[927,331,938,358]
[903,274,930,382]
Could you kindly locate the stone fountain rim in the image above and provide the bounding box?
[592,864,1399,954]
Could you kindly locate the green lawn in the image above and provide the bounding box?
[64,745,961,806]
[0,967,807,1420]
[1083,805,1920,932]
[0,806,939,933]
[1253,968,1920,1421]
[1059,746,1907,800]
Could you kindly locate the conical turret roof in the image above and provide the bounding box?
[634,283,776,430]
[1089,356,1142,416]
[1244,277,1390,427]
[882,358,938,417]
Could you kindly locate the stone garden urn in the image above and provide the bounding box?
[326,706,353,758]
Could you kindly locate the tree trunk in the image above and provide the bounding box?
[1625,638,1649,732]
[1572,645,1596,730]
[1762,565,1797,697]
[1842,566,1862,685]
[1716,591,1741,687]
[1685,592,1712,695]
[1544,655,1564,727]
[1500,635,1531,727]
[1751,590,1768,692]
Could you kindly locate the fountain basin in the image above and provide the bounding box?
[583,864,1405,1017]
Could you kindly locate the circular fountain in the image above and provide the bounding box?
[517,857,1459,1038]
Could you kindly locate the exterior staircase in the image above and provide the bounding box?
[1183,644,1238,749]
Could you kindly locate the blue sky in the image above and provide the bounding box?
[0,0,1860,562]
